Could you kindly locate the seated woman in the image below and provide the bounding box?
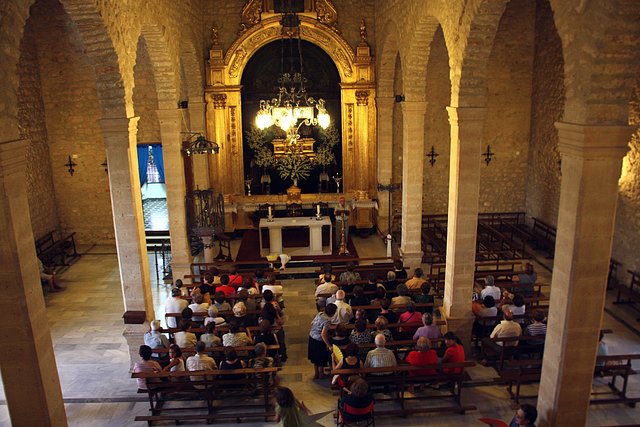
[204,305,226,328]
[212,291,231,313]
[337,378,375,423]
[500,293,526,322]
[405,337,438,376]
[413,313,441,341]
[188,293,209,323]
[232,301,255,328]
[219,347,246,381]
[472,295,498,338]
[248,342,274,368]
[162,344,186,374]
[222,320,252,347]
[330,323,351,347]
[384,270,399,292]
[370,316,393,342]
[398,302,422,338]
[332,343,361,390]
[174,319,197,349]
[200,321,222,348]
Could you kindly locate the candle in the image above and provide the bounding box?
[316,204,321,216]
[268,206,272,217]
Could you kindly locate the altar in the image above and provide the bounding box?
[259,217,332,256]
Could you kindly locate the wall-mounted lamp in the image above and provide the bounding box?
[65,155,77,176]
[482,145,495,166]
[178,100,189,109]
[426,146,439,167]
[394,94,405,103]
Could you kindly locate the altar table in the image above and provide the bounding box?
[259,217,332,256]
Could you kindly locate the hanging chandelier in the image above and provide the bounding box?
[254,9,330,149]
[182,132,220,156]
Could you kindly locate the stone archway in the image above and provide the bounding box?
[206,12,376,203]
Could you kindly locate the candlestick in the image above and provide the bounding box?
[268,206,272,216]
[316,204,320,216]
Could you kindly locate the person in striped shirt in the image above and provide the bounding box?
[363,334,397,374]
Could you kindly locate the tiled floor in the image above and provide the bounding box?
[143,198,169,231]
[0,237,639,426]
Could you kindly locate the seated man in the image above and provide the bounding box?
[480,275,501,301]
[364,334,397,373]
[513,262,537,297]
[143,320,170,363]
[186,341,216,387]
[405,268,427,291]
[38,257,64,292]
[315,274,338,305]
[331,290,354,324]
[339,262,361,286]
[481,310,522,363]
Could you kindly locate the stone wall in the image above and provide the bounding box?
[422,26,450,215]
[31,0,114,244]
[133,38,161,144]
[613,78,640,273]
[525,0,564,227]
[479,0,535,214]
[17,17,60,241]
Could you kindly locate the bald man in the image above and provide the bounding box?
[364,334,397,373]
[331,289,354,324]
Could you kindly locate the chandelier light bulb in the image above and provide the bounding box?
[317,111,330,129]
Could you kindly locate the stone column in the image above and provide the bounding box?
[537,122,631,427]
[156,109,192,283]
[188,100,210,190]
[376,96,395,235]
[0,139,67,426]
[100,117,154,368]
[399,101,427,271]
[443,107,486,346]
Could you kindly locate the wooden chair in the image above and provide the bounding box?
[286,203,303,217]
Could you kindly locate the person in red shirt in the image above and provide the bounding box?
[227,265,243,287]
[216,274,236,298]
[405,337,438,375]
[442,331,465,373]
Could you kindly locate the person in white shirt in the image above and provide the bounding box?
[315,274,338,305]
[262,276,285,309]
[186,341,216,388]
[480,275,501,301]
[188,293,210,322]
[481,310,522,364]
[165,288,188,328]
[331,290,353,324]
[174,320,197,349]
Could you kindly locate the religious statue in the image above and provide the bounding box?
[359,18,367,43]
[211,25,219,46]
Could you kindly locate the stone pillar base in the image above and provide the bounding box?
[398,248,423,274]
[442,311,474,356]
[123,323,149,370]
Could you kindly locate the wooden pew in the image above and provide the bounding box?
[531,217,556,258]
[132,367,279,425]
[331,362,477,416]
[613,270,640,312]
[36,230,80,266]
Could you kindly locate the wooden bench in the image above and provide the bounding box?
[531,217,556,258]
[332,362,477,416]
[132,367,279,425]
[613,270,640,316]
[36,230,80,266]
[591,354,640,407]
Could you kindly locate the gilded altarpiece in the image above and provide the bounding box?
[204,0,377,230]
